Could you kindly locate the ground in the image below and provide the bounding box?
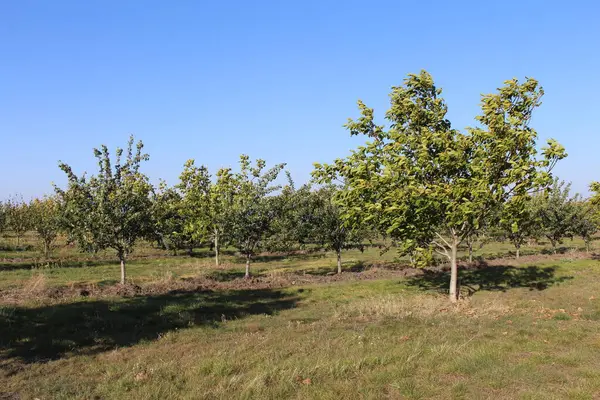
[1,234,600,399]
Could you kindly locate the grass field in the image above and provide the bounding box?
[2,235,600,399]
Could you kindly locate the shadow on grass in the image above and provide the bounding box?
[0,288,298,365]
[293,261,370,276]
[0,259,124,272]
[203,270,248,281]
[407,264,573,296]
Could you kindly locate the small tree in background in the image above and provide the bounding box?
[531,180,579,254]
[29,196,62,258]
[178,160,235,265]
[0,201,7,239]
[311,185,368,274]
[228,155,285,278]
[499,197,539,259]
[56,136,153,284]
[6,195,31,247]
[572,200,599,253]
[151,181,189,255]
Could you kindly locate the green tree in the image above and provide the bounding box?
[228,155,285,278]
[178,160,235,264]
[29,196,62,258]
[6,195,31,247]
[498,197,539,259]
[572,200,599,253]
[56,136,153,284]
[314,71,565,302]
[311,185,368,274]
[531,180,579,253]
[151,181,189,255]
[0,201,7,238]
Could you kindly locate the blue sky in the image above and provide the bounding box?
[1,0,598,199]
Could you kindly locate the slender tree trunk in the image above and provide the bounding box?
[120,255,126,285]
[468,240,473,263]
[214,232,220,266]
[336,249,342,274]
[44,241,49,258]
[188,245,193,257]
[550,239,557,254]
[515,245,520,259]
[245,254,251,279]
[586,240,591,253]
[449,239,459,303]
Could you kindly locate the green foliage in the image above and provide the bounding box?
[497,196,539,258]
[531,180,580,253]
[150,181,189,255]
[55,136,153,284]
[313,70,566,301]
[572,200,599,252]
[29,196,62,257]
[6,195,32,247]
[177,159,236,264]
[227,155,285,277]
[0,201,7,236]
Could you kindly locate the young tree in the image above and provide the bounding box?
[572,200,599,253]
[531,180,580,253]
[0,201,7,238]
[178,160,235,265]
[499,197,539,259]
[150,181,189,255]
[55,136,153,284]
[29,196,62,258]
[310,185,368,274]
[228,155,285,278]
[6,195,31,247]
[314,71,565,302]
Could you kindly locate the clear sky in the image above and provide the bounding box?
[1,0,598,199]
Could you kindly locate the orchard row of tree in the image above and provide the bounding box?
[0,142,367,283]
[3,70,600,302]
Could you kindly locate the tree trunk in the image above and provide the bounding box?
[188,245,193,257]
[586,241,591,253]
[245,254,251,279]
[336,249,342,274]
[449,239,459,303]
[120,256,126,285]
[214,233,220,267]
[551,239,557,254]
[515,245,520,259]
[468,240,473,263]
[44,241,49,259]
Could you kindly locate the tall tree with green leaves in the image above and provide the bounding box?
[228,155,285,278]
[6,195,31,247]
[55,136,153,284]
[531,180,580,254]
[314,71,565,302]
[29,196,62,258]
